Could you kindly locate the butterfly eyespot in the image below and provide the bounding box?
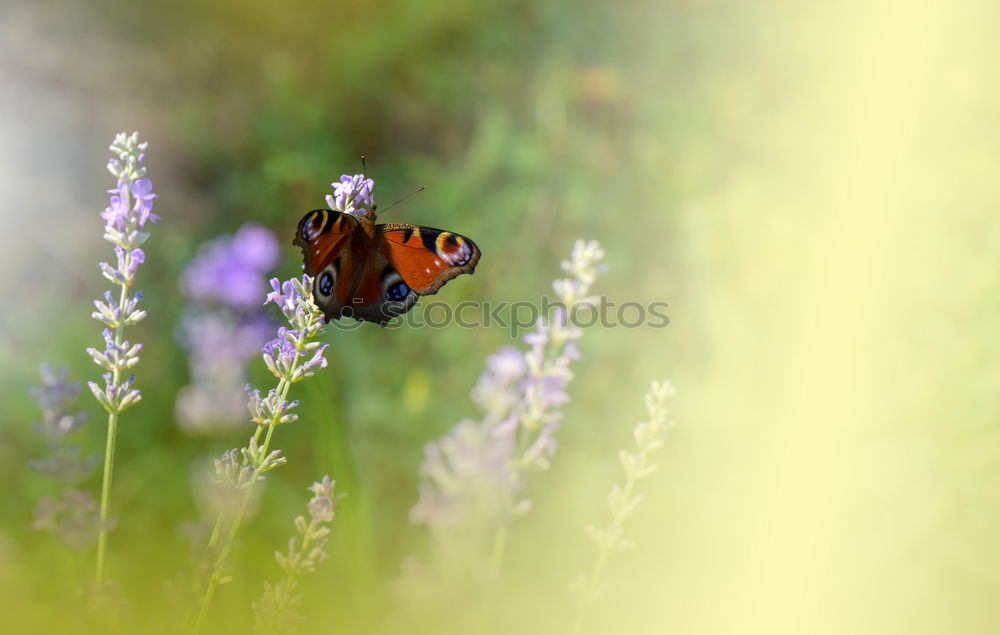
[386,281,409,301]
[319,272,334,296]
[300,210,330,242]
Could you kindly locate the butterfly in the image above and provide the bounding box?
[294,203,481,326]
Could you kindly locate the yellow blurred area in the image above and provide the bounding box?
[595,2,1000,633]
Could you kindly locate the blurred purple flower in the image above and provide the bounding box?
[30,364,88,443]
[28,364,100,549]
[175,312,275,433]
[175,223,280,433]
[181,223,280,310]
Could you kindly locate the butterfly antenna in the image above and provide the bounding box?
[360,154,378,209]
[378,186,427,216]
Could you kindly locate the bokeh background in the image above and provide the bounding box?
[3,0,1000,633]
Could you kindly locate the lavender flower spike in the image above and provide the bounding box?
[88,131,158,584]
[195,274,330,632]
[570,380,674,628]
[252,476,341,634]
[398,240,606,628]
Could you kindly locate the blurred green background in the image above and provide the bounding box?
[2,0,1000,633]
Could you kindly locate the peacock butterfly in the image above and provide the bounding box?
[294,179,481,326]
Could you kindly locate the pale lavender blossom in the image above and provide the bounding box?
[397,240,606,624]
[413,240,605,527]
[470,346,526,421]
[252,476,340,634]
[88,131,157,584]
[325,174,374,215]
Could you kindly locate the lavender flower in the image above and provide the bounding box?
[194,275,330,632]
[252,476,340,634]
[176,224,280,433]
[397,240,606,625]
[325,174,374,215]
[87,131,157,583]
[570,380,674,628]
[28,364,100,550]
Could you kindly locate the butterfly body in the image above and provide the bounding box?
[294,207,480,325]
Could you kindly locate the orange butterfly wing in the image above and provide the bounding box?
[293,209,358,275]
[378,223,481,295]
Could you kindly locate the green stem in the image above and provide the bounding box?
[94,411,118,584]
[206,513,225,553]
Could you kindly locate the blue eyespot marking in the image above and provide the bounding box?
[319,272,334,295]
[386,281,409,301]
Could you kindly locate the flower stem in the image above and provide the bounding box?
[94,410,118,583]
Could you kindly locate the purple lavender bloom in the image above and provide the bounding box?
[88,132,156,416]
[325,174,375,215]
[261,279,329,382]
[99,193,128,229]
